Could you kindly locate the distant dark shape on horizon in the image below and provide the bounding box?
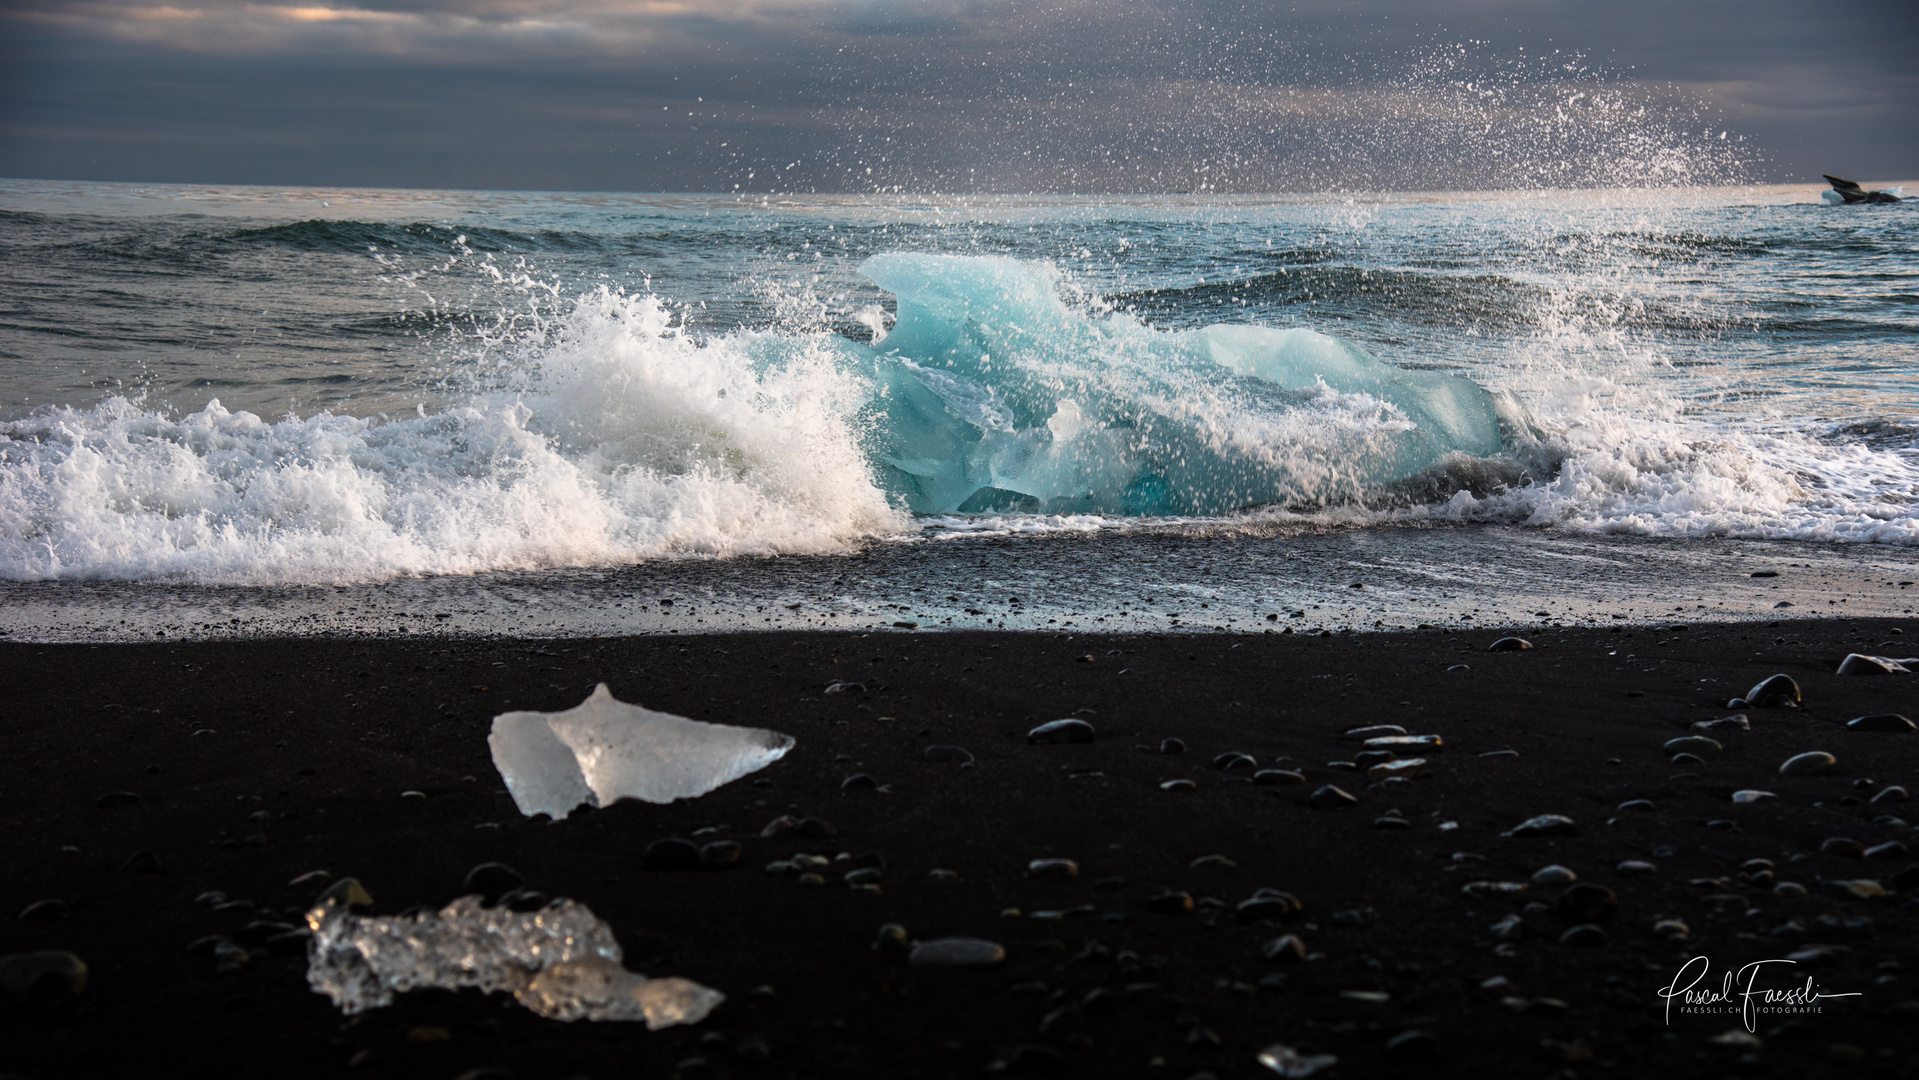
[1823,175,1904,204]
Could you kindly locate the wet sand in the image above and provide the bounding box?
[4,618,1916,1078]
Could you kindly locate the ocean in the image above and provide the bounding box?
[2,178,1915,640]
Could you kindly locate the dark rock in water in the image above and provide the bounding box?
[1864,841,1907,860]
[1848,714,1916,733]
[795,816,839,838]
[699,841,743,868]
[924,744,976,763]
[643,838,702,871]
[1212,751,1257,771]
[1160,738,1186,755]
[1028,858,1080,880]
[95,791,142,809]
[908,938,1005,967]
[119,850,163,875]
[1820,837,1865,859]
[1262,933,1308,962]
[1558,924,1608,947]
[498,890,550,912]
[1557,884,1618,922]
[1254,769,1306,785]
[0,951,88,1009]
[1384,1030,1440,1063]
[1147,891,1195,914]
[17,899,70,922]
[1503,814,1577,838]
[1745,674,1801,707]
[840,773,879,791]
[462,862,525,902]
[1307,785,1357,808]
[1488,637,1533,652]
[1003,1044,1066,1075]
[1027,719,1095,744]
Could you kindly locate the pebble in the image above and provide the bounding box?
[928,868,961,882]
[1616,799,1656,812]
[1147,891,1194,914]
[1872,786,1910,803]
[1558,924,1607,947]
[17,899,71,922]
[1372,814,1411,831]
[1488,637,1533,652]
[1307,785,1357,808]
[1461,881,1528,898]
[1256,1043,1338,1078]
[908,938,1006,967]
[1670,753,1705,765]
[1254,769,1306,785]
[1745,674,1801,706]
[1160,779,1198,792]
[1489,914,1527,941]
[1773,881,1808,897]
[1821,837,1865,858]
[924,745,976,763]
[1692,714,1750,731]
[1836,653,1903,675]
[1367,758,1426,781]
[1330,907,1373,927]
[95,791,142,809]
[1364,734,1443,752]
[1478,749,1518,759]
[0,951,88,1008]
[1343,724,1406,739]
[1261,933,1308,962]
[462,862,524,901]
[1189,854,1236,870]
[1652,918,1690,940]
[1863,841,1907,860]
[1503,814,1577,838]
[843,867,882,886]
[1557,883,1618,922]
[1779,751,1837,776]
[840,773,879,791]
[1236,892,1302,921]
[643,838,702,871]
[1027,719,1095,744]
[1530,865,1577,886]
[1028,858,1080,880]
[1617,860,1657,875]
[1663,736,1722,756]
[1212,752,1258,771]
[1833,879,1887,899]
[119,850,163,874]
[1384,1030,1440,1063]
[1732,790,1777,804]
[287,870,331,888]
[1847,714,1916,733]
[699,841,742,869]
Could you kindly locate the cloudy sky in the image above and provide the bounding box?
[3,0,1914,192]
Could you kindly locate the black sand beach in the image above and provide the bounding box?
[4,619,1917,1078]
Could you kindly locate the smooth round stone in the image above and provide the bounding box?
[908,938,1005,967]
[699,841,743,868]
[1745,673,1802,706]
[1307,785,1357,809]
[287,869,331,888]
[1159,738,1186,755]
[840,773,879,791]
[1837,653,1900,675]
[927,868,961,882]
[1557,883,1618,922]
[1253,769,1306,785]
[1027,858,1079,880]
[1372,815,1411,831]
[1670,753,1705,765]
[924,745,976,763]
[1258,1044,1338,1078]
[1353,750,1396,768]
[1384,1030,1440,1063]
[1872,785,1910,803]
[1732,790,1777,804]
[1773,881,1808,896]
[1213,752,1258,771]
[1159,779,1197,792]
[1863,841,1907,860]
[1820,837,1865,858]
[1189,854,1237,870]
[794,816,838,839]
[0,951,89,1008]
[1261,933,1308,961]
[1364,734,1443,752]
[1488,637,1533,652]
[1344,724,1406,740]
[1478,749,1519,759]
[1663,736,1722,756]
[1780,751,1837,776]
[119,850,163,875]
[1847,714,1916,733]
[1615,799,1656,812]
[1530,865,1577,886]
[1027,719,1094,745]
[1146,891,1194,914]
[1502,814,1577,838]
[1692,714,1750,731]
[1833,879,1887,899]
[1235,894,1300,922]
[1616,860,1657,875]
[17,899,70,922]
[642,838,702,871]
[1368,758,1427,781]
[1558,924,1608,947]
[461,862,524,901]
[843,867,882,886]
[1652,918,1690,940]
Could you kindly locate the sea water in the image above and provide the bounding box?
[1,180,1915,638]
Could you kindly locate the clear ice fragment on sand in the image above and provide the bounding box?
[489,684,794,820]
[305,894,722,1027]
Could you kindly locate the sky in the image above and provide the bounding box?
[2,0,1915,193]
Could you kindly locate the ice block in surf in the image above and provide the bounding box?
[853,253,1505,515]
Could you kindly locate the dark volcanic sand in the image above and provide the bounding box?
[4,619,1917,1078]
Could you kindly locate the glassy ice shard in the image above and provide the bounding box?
[489,683,795,819]
[305,894,723,1027]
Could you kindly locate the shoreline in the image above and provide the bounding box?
[4,617,1915,1077]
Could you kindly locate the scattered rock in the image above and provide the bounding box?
[1236,891,1303,921]
[1732,790,1777,804]
[1873,785,1910,803]
[1307,785,1357,809]
[699,841,742,869]
[1616,799,1656,812]
[1779,751,1837,776]
[1343,725,1406,740]
[1146,891,1195,914]
[1745,674,1801,707]
[1028,858,1080,880]
[1160,779,1198,792]
[1189,854,1237,870]
[1159,738,1186,754]
[1558,924,1607,947]
[462,863,524,902]
[840,773,879,791]
[1617,860,1657,875]
[1556,883,1618,922]
[1367,758,1427,781]
[1821,837,1865,859]
[0,951,88,1009]
[1212,752,1258,771]
[1663,736,1722,756]
[1488,638,1533,652]
[1837,653,1909,675]
[1652,918,1690,940]
[1372,814,1410,830]
[924,745,975,763]
[642,838,702,871]
[1503,814,1577,838]
[1863,841,1907,860]
[1256,1042,1338,1078]
[287,870,331,888]
[1832,879,1887,899]
[1364,734,1443,752]
[1531,865,1577,886]
[1261,934,1308,962]
[1692,714,1750,732]
[1383,1030,1440,1063]
[908,938,1005,967]
[1847,714,1916,733]
[1027,719,1094,745]
[119,850,162,875]
[1254,769,1306,785]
